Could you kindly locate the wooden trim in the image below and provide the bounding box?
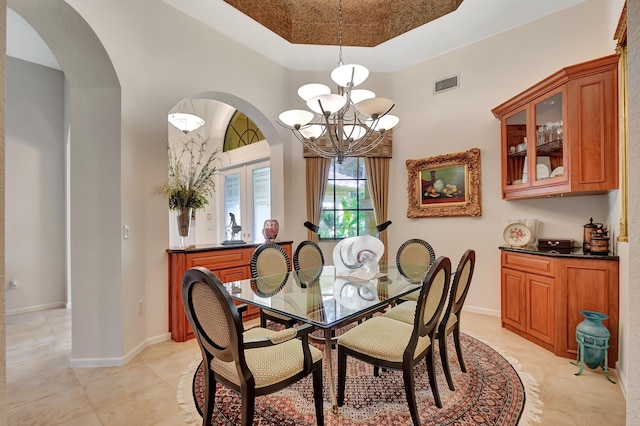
[615,2,628,242]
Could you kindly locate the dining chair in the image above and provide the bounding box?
[250,242,297,328]
[293,240,325,286]
[396,238,436,302]
[182,267,324,426]
[336,256,452,425]
[437,249,476,391]
[382,249,476,391]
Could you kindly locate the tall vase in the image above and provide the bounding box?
[262,219,279,242]
[176,207,192,248]
[576,310,610,369]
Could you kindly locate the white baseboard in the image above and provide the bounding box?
[6,301,67,316]
[463,305,500,317]
[69,332,172,368]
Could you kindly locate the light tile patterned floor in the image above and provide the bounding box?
[5,308,626,425]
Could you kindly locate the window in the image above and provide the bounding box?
[223,162,271,241]
[319,157,376,240]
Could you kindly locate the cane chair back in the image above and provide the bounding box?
[293,240,325,285]
[251,243,296,327]
[438,249,476,391]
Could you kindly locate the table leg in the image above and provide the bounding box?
[324,328,338,414]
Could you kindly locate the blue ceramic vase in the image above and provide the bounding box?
[576,310,610,369]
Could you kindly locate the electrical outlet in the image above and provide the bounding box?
[9,280,18,289]
[137,300,143,315]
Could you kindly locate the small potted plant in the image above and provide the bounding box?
[162,134,221,247]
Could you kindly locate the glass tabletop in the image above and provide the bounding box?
[224,264,422,329]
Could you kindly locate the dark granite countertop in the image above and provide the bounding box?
[499,245,619,260]
[167,240,294,253]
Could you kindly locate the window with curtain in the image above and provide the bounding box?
[319,157,376,240]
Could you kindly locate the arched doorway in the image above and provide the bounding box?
[7,0,122,363]
[166,92,283,246]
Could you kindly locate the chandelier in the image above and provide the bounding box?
[277,0,399,164]
[168,100,205,134]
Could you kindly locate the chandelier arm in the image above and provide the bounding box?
[291,129,339,158]
[346,128,381,153]
[378,103,396,118]
[346,132,387,157]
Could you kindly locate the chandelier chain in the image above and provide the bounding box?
[338,0,343,66]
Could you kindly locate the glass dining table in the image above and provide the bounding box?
[223,263,422,413]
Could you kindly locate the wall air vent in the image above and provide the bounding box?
[434,74,459,94]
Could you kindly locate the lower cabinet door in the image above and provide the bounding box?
[217,266,249,282]
[525,274,555,345]
[501,268,526,331]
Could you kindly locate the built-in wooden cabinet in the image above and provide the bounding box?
[500,248,619,367]
[492,55,618,200]
[167,241,293,342]
[501,251,555,350]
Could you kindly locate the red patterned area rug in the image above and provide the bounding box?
[177,332,542,425]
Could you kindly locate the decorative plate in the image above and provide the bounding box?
[503,223,532,247]
[550,166,564,178]
[536,163,550,179]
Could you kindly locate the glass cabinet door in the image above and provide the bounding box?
[505,109,528,186]
[533,91,564,181]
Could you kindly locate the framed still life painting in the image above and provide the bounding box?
[406,148,482,218]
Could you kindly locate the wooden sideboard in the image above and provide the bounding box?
[500,246,619,367]
[167,241,293,342]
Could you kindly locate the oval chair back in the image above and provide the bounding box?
[412,256,452,346]
[293,240,324,285]
[182,267,245,365]
[437,249,476,391]
[250,243,296,328]
[396,238,436,284]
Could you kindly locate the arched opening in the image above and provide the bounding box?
[7,0,122,364]
[166,92,283,247]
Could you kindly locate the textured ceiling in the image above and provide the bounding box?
[223,0,464,47]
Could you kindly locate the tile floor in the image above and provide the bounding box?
[5,308,626,425]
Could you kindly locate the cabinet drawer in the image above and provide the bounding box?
[502,251,555,276]
[188,248,250,270]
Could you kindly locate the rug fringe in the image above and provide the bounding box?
[177,357,202,425]
[465,332,544,425]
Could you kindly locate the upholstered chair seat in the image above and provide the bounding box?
[337,317,432,362]
[212,327,323,389]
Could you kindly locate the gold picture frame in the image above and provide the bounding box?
[407,148,482,218]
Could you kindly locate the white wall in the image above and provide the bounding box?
[625,0,640,419]
[5,57,66,314]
